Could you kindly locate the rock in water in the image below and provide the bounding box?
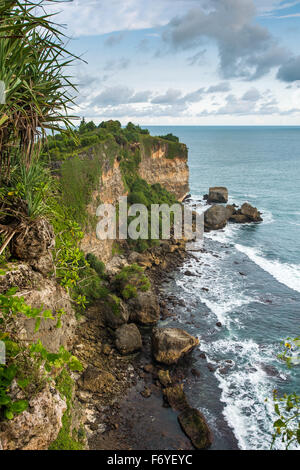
[115,323,142,355]
[229,202,263,223]
[178,408,213,449]
[204,205,228,231]
[208,187,228,203]
[240,203,263,222]
[152,327,199,365]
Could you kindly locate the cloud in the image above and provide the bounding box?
[277,56,300,82]
[242,87,261,101]
[104,33,125,47]
[186,49,207,66]
[104,58,131,71]
[46,0,205,37]
[206,82,231,93]
[93,86,152,106]
[163,0,289,80]
[151,89,182,104]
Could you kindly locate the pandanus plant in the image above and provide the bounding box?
[0,0,78,256]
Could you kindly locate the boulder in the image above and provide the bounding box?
[204,205,228,231]
[208,187,228,203]
[152,327,199,365]
[105,256,129,277]
[128,290,160,325]
[225,204,236,219]
[80,366,115,394]
[240,203,262,222]
[178,408,213,449]
[102,295,129,329]
[10,217,55,275]
[115,323,142,355]
[163,384,188,411]
[158,369,172,387]
[229,203,263,224]
[229,213,249,223]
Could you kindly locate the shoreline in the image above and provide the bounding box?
[73,238,210,450]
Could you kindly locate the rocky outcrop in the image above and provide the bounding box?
[207,187,228,203]
[139,141,189,202]
[101,295,130,330]
[205,201,263,231]
[229,202,263,224]
[114,323,142,355]
[128,290,160,325]
[0,263,76,353]
[0,383,66,450]
[204,205,228,231]
[79,366,116,394]
[10,217,55,276]
[152,327,199,365]
[178,408,213,450]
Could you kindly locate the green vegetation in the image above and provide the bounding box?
[0,0,78,176]
[271,337,300,449]
[158,133,179,143]
[0,292,82,421]
[49,369,85,450]
[114,264,150,300]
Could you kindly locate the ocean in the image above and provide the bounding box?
[147,126,300,450]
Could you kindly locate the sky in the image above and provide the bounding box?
[49,0,300,125]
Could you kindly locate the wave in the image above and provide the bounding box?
[200,338,289,450]
[236,244,300,293]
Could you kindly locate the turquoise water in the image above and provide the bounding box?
[147,126,300,450]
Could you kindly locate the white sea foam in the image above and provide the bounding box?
[236,244,300,293]
[200,338,290,450]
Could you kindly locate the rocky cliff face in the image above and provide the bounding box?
[81,138,189,263]
[138,141,189,202]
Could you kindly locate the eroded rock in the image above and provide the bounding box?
[80,366,116,394]
[128,290,160,325]
[178,408,213,450]
[208,187,228,204]
[204,205,228,231]
[115,323,142,355]
[152,327,199,365]
[0,383,66,450]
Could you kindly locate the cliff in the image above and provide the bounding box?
[79,133,189,263]
[0,122,191,451]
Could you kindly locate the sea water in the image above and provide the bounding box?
[147,126,300,450]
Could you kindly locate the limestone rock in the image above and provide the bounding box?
[208,187,228,203]
[229,202,263,224]
[128,290,160,325]
[80,366,115,394]
[106,256,129,277]
[0,384,66,450]
[178,408,213,449]
[204,204,228,231]
[115,323,142,355]
[101,295,129,329]
[11,217,55,275]
[158,369,172,387]
[0,263,76,353]
[152,327,199,365]
[240,203,262,222]
[163,384,188,411]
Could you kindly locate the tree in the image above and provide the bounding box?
[0,0,78,177]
